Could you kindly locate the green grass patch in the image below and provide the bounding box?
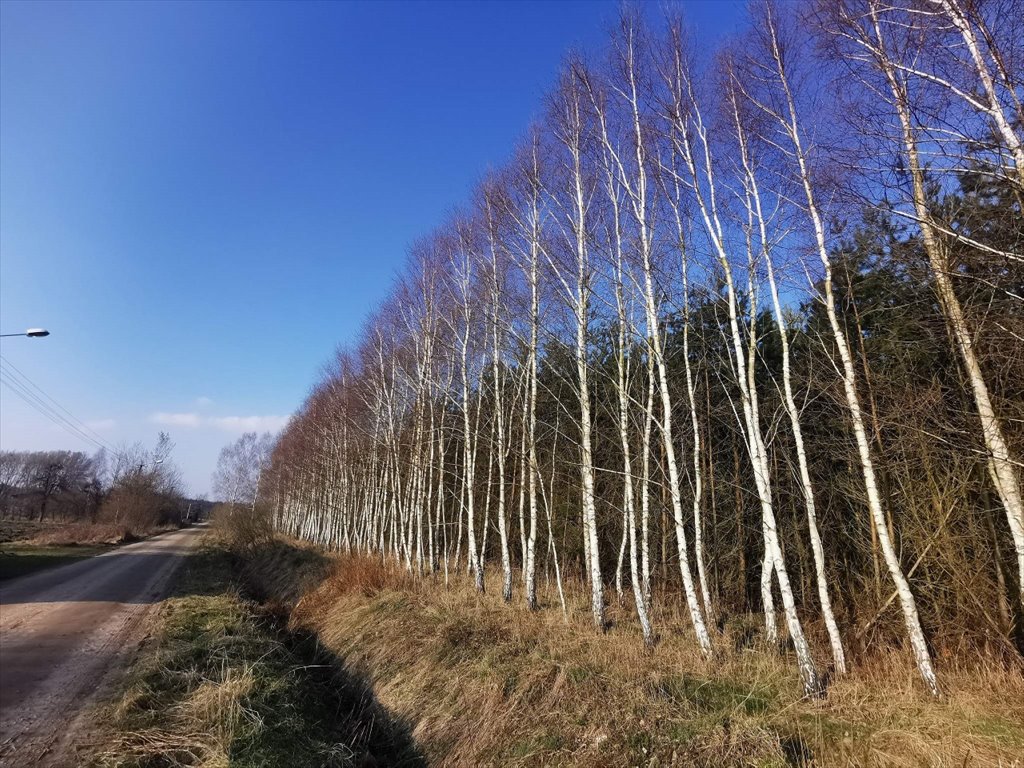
[504,731,566,760]
[0,544,111,581]
[969,715,1024,746]
[649,673,778,717]
[91,542,423,768]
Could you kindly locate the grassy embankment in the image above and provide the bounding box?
[92,532,1024,767]
[91,538,422,768]
[0,519,174,581]
[242,539,1024,768]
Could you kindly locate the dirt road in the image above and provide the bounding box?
[0,525,205,766]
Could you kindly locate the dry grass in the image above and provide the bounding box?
[244,541,1024,768]
[28,521,174,547]
[238,537,336,609]
[92,540,422,768]
[95,570,284,767]
[0,518,59,543]
[0,521,178,582]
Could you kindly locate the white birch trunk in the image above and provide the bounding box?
[761,2,938,693]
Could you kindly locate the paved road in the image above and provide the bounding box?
[0,525,205,766]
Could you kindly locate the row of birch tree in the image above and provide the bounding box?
[261,0,1023,695]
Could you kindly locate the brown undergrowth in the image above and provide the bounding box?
[243,539,1024,767]
[28,521,176,547]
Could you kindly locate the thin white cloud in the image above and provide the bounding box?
[149,411,287,434]
[195,396,214,407]
[85,418,116,431]
[210,415,289,433]
[151,412,202,428]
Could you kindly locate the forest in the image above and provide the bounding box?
[0,435,189,532]
[259,0,1023,697]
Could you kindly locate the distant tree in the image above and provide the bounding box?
[102,433,185,530]
[212,432,277,548]
[34,461,67,522]
[212,431,275,507]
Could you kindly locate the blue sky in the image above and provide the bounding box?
[0,0,747,495]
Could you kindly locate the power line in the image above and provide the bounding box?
[0,371,108,451]
[0,358,114,453]
[0,355,114,449]
[1,375,108,451]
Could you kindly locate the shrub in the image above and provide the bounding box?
[212,502,275,552]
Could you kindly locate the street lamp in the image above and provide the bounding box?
[0,328,50,338]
